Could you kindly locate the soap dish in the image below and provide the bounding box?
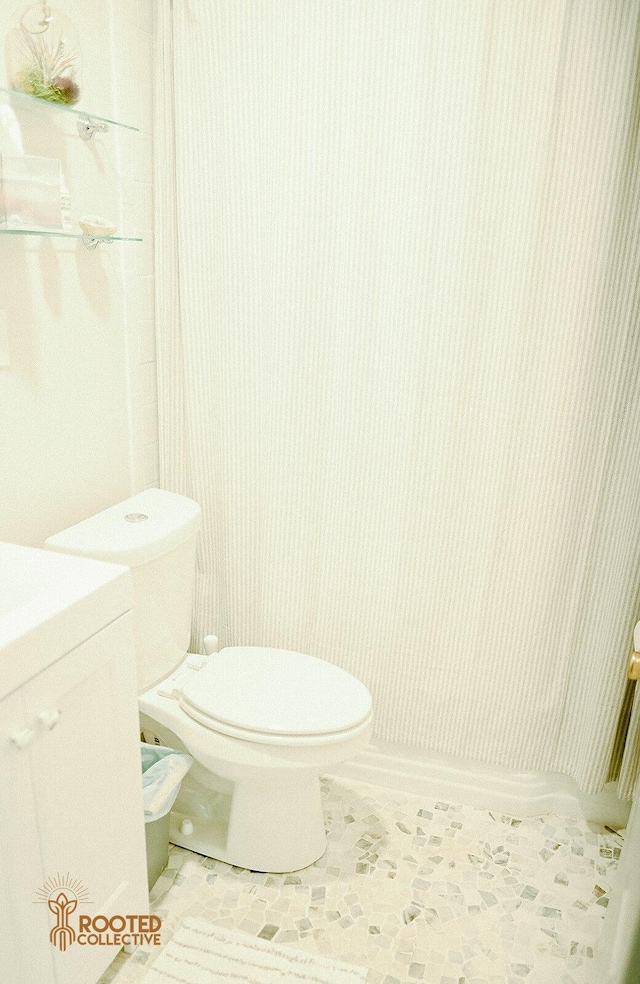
[79,215,117,238]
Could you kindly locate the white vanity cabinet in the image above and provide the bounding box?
[0,544,149,984]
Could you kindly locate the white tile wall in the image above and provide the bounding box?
[112,0,159,493]
[0,0,158,543]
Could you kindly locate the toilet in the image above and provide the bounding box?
[45,489,373,873]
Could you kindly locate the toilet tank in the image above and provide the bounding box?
[45,489,201,692]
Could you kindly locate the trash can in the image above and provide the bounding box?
[141,743,193,888]
[145,812,171,890]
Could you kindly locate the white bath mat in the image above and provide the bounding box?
[141,917,369,984]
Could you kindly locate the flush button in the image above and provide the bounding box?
[124,513,149,523]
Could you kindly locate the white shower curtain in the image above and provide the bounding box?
[155,0,640,795]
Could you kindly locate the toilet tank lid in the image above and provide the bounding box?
[44,489,201,568]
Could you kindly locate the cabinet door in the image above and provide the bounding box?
[0,687,55,984]
[22,613,149,984]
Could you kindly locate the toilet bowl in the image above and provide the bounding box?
[45,489,373,873]
[140,646,372,872]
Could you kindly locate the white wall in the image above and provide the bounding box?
[0,0,157,546]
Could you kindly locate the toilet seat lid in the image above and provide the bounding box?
[179,646,372,737]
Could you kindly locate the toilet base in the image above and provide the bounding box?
[170,772,328,872]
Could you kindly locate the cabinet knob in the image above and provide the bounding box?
[37,710,61,730]
[9,728,35,749]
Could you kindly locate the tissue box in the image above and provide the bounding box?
[0,154,63,231]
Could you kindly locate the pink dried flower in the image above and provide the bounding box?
[51,75,79,104]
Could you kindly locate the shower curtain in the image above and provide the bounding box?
[155,0,640,795]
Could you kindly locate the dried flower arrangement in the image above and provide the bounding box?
[6,2,81,105]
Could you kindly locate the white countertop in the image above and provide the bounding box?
[0,542,133,700]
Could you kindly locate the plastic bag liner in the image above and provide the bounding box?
[141,743,193,822]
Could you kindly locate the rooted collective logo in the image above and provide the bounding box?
[36,875,90,951]
[35,874,161,951]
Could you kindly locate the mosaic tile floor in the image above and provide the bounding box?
[99,776,622,984]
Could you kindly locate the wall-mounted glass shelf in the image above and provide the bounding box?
[0,228,142,250]
[0,87,139,134]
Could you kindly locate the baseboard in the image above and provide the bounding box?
[327,739,631,828]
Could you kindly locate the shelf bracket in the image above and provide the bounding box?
[77,114,109,141]
[82,235,113,250]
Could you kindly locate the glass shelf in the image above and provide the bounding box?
[0,87,139,132]
[0,228,142,248]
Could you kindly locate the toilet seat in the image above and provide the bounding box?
[178,646,372,746]
[180,701,373,746]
